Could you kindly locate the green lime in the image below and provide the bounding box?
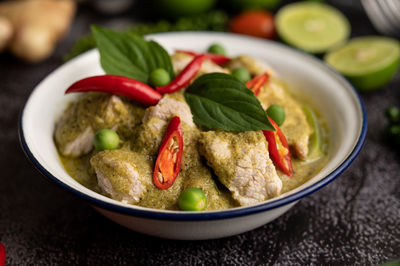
[276,2,350,53]
[325,36,400,91]
[155,0,215,18]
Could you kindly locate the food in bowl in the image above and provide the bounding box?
[54,26,328,211]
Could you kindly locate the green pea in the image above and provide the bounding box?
[388,124,400,145]
[267,104,285,126]
[94,129,120,151]
[149,68,171,87]
[178,188,207,211]
[207,43,226,55]
[231,67,251,83]
[386,106,400,123]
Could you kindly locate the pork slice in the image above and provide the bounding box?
[199,131,282,206]
[59,126,94,157]
[142,96,194,131]
[171,52,230,77]
[55,93,136,157]
[258,79,311,159]
[90,149,152,204]
[225,55,275,77]
[134,96,195,155]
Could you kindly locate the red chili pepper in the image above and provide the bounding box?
[176,49,231,65]
[263,117,293,176]
[156,54,206,94]
[246,73,269,96]
[65,75,162,106]
[153,116,183,190]
[0,242,5,266]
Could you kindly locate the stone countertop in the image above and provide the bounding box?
[0,1,399,265]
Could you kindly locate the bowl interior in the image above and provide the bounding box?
[20,32,366,217]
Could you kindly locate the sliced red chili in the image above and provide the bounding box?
[156,54,206,94]
[246,73,269,96]
[176,49,231,65]
[263,117,293,176]
[153,116,183,190]
[65,75,162,106]
[0,242,5,266]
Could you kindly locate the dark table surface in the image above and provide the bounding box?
[1,1,399,265]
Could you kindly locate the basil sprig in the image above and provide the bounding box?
[91,25,174,84]
[185,73,274,131]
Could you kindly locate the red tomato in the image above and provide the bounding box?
[229,10,276,39]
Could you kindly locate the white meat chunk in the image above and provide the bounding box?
[55,93,135,157]
[199,131,282,206]
[226,55,276,76]
[59,126,94,157]
[258,78,312,159]
[90,149,152,204]
[142,96,194,132]
[171,52,230,77]
[134,95,195,156]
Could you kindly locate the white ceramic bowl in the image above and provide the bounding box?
[19,32,367,240]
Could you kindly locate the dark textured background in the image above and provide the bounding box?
[1,1,399,265]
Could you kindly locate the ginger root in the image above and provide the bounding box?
[0,16,13,52]
[0,0,76,63]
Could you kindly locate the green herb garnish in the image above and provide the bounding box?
[92,25,174,84]
[184,73,274,131]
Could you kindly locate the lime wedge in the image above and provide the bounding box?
[325,36,400,91]
[276,2,350,53]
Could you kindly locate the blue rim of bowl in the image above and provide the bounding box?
[18,32,368,221]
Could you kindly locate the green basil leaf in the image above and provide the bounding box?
[91,25,174,83]
[148,41,174,79]
[184,73,274,132]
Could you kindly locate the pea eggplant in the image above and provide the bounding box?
[178,187,207,211]
[232,67,251,83]
[94,129,120,151]
[153,116,183,190]
[207,43,226,55]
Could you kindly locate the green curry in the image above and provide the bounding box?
[56,53,328,211]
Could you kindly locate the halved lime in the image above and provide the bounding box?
[325,36,400,91]
[276,2,350,53]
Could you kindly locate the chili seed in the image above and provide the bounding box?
[157,172,164,183]
[172,144,179,151]
[168,138,175,149]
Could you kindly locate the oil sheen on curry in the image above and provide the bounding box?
[55,41,328,211]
